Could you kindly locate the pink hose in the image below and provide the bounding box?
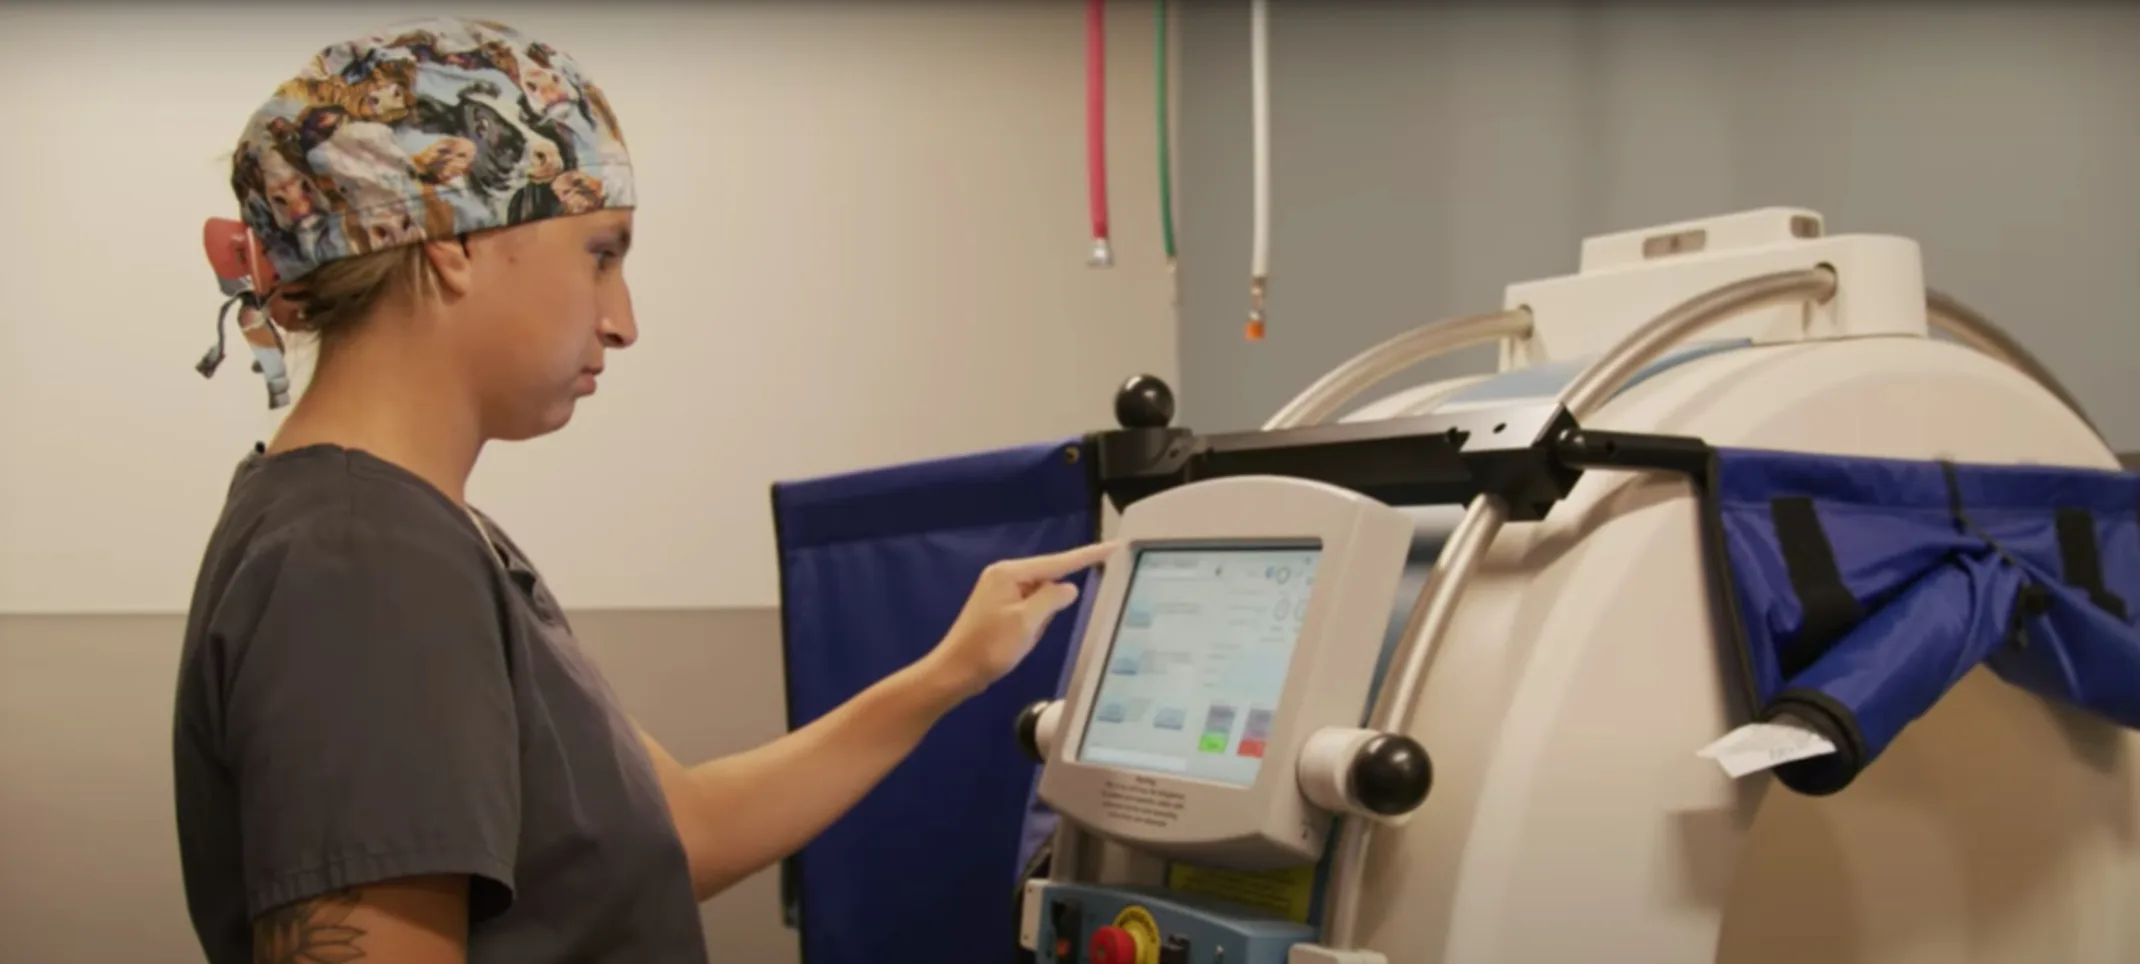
[1087,0,1111,252]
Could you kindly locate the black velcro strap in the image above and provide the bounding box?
[1769,496,1864,678]
[2055,508,2127,619]
[1942,461,2021,569]
[1943,460,2053,648]
[1942,461,1968,534]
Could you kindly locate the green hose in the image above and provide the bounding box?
[1157,0,1177,261]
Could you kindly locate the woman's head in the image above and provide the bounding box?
[229,17,637,441]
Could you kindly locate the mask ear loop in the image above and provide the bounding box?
[198,285,293,409]
[196,293,245,378]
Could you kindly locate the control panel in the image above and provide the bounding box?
[1031,882,1314,964]
[1037,476,1416,870]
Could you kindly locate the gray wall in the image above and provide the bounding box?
[1174,2,2140,439]
[0,610,798,964]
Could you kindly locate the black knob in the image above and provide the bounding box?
[1114,375,1176,429]
[1351,734,1433,816]
[1015,700,1050,763]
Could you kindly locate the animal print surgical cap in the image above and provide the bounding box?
[230,17,635,283]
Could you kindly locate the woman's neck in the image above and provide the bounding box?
[268,336,486,505]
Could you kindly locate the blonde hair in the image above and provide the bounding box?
[280,245,441,353]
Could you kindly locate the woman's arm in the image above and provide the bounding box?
[637,657,962,900]
[214,518,522,954]
[638,541,1114,901]
[253,877,471,964]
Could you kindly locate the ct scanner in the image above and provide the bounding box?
[1006,207,2140,963]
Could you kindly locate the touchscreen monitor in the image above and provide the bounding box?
[1077,543,1321,787]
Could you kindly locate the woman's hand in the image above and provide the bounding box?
[636,539,1119,898]
[922,541,1119,702]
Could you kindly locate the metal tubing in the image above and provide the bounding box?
[1264,282,2093,441]
[1925,288,2101,442]
[1558,268,1839,421]
[1319,490,1509,948]
[1263,309,1534,431]
[1049,820,1086,884]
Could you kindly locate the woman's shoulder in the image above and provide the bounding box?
[206,443,492,582]
[184,445,513,677]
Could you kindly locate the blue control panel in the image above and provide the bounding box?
[1036,882,1315,964]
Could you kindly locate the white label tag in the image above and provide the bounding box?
[1696,716,1837,779]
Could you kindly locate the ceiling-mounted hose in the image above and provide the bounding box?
[1086,0,1113,267]
[1247,0,1270,340]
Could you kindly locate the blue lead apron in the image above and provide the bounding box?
[773,438,1099,964]
[1700,447,2140,795]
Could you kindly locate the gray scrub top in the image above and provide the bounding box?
[172,443,708,963]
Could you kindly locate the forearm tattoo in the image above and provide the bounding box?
[253,890,368,964]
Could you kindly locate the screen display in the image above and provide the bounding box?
[1078,543,1321,787]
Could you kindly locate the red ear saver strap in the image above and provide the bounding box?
[196,218,291,409]
[203,219,267,294]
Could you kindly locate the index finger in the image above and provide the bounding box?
[999,541,1121,582]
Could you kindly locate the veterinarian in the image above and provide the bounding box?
[170,17,1110,964]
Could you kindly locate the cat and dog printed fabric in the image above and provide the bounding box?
[230,17,636,283]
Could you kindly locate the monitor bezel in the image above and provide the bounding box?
[1038,476,1415,870]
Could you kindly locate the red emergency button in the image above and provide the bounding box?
[1089,925,1138,964]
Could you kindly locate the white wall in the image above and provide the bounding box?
[0,2,1177,614]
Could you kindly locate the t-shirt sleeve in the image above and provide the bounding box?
[220,515,520,922]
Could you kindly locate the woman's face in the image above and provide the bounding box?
[449,208,638,441]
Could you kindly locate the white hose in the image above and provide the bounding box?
[1248,0,1271,337]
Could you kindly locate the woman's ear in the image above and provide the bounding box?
[425,235,476,298]
[264,287,309,332]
